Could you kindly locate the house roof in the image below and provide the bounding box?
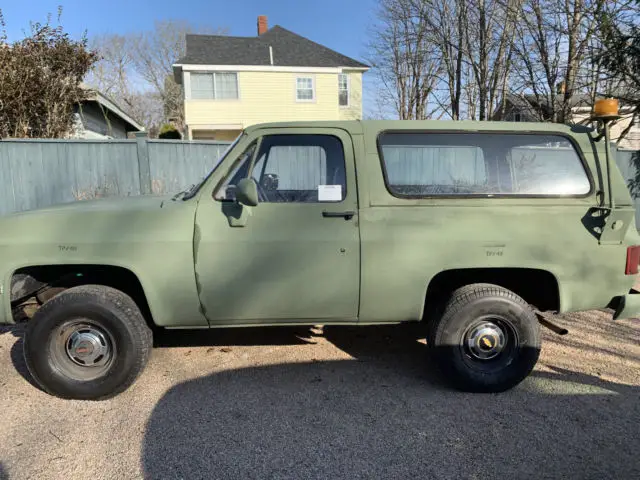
[175,26,369,69]
[80,85,144,132]
[503,92,593,110]
[504,92,638,113]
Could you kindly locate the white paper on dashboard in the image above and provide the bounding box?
[318,184,342,201]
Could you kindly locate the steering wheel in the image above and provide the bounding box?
[255,178,268,202]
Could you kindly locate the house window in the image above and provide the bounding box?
[190,72,239,100]
[296,77,315,101]
[338,73,349,107]
[514,113,522,122]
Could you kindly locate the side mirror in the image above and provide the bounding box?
[235,178,259,207]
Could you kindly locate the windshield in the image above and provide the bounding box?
[180,133,244,200]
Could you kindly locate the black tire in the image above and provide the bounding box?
[24,285,153,400]
[429,283,540,393]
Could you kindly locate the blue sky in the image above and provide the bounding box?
[2,0,380,115]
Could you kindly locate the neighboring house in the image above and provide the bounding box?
[71,86,144,139]
[495,93,640,150]
[172,16,369,141]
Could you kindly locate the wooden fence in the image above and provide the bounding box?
[0,134,231,216]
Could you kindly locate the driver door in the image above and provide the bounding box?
[194,128,360,325]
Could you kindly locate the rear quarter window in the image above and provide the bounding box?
[378,132,592,197]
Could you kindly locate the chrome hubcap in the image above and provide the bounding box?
[50,320,115,381]
[465,321,506,360]
[65,327,111,366]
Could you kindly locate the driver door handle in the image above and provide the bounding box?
[322,210,355,220]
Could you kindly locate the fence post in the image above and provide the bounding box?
[135,132,152,194]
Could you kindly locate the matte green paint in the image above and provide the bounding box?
[194,127,360,324]
[0,119,639,327]
[0,196,205,327]
[235,178,259,207]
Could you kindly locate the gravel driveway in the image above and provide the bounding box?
[1,310,639,480]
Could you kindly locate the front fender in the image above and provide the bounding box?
[0,196,206,327]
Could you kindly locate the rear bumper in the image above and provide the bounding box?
[613,293,640,320]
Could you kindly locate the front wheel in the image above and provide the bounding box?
[24,285,153,400]
[428,283,541,393]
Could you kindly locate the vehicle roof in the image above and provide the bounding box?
[244,120,593,136]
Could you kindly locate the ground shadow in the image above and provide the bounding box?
[4,325,40,390]
[0,462,7,480]
[8,322,427,393]
[0,325,15,336]
[153,325,319,348]
[7,323,319,389]
[141,331,640,479]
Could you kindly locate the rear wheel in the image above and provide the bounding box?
[428,283,540,392]
[24,285,152,400]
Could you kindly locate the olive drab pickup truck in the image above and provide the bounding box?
[2,110,640,400]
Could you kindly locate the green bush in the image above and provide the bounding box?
[158,124,182,139]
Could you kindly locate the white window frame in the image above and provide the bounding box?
[189,72,239,100]
[295,76,316,102]
[338,73,350,107]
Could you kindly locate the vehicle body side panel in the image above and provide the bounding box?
[0,196,205,327]
[357,121,638,322]
[193,127,361,325]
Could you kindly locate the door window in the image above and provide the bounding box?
[250,135,347,203]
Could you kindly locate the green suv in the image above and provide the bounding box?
[2,118,639,400]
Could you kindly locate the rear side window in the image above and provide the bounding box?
[378,132,591,197]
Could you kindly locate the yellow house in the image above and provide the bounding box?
[173,16,369,141]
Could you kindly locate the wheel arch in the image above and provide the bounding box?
[422,268,562,321]
[8,263,157,329]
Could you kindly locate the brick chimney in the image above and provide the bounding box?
[257,15,268,35]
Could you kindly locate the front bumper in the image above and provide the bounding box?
[613,293,640,320]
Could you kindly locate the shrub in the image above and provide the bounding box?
[158,124,182,139]
[0,8,98,138]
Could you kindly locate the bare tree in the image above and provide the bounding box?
[419,0,467,119]
[87,20,225,134]
[593,0,640,140]
[367,0,441,119]
[86,34,163,129]
[128,20,225,129]
[462,0,522,119]
[507,0,615,122]
[368,0,521,121]
[368,0,636,123]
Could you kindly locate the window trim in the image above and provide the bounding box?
[190,71,240,101]
[295,76,316,103]
[215,133,348,204]
[338,73,350,108]
[375,130,594,199]
[252,133,347,203]
[213,138,261,201]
